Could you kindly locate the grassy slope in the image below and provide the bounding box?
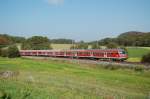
[0,57,150,99]
[127,47,150,62]
[51,44,72,50]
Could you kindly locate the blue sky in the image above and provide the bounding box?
[0,0,150,41]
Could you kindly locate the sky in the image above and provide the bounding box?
[0,0,150,41]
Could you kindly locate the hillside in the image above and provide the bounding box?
[98,31,150,47]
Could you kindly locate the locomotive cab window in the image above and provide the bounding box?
[120,51,126,54]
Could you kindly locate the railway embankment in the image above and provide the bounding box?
[22,56,150,70]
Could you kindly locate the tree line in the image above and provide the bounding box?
[97,31,150,47]
[1,31,150,49]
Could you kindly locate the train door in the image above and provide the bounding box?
[74,51,77,57]
[104,52,107,58]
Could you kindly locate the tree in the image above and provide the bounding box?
[141,52,150,63]
[106,42,118,49]
[70,41,88,49]
[11,36,26,43]
[7,45,20,58]
[0,34,26,50]
[76,41,88,49]
[50,39,75,44]
[119,46,128,52]
[93,31,150,47]
[0,49,8,57]
[70,45,76,49]
[21,36,52,50]
[91,43,101,49]
[0,48,2,56]
[0,36,10,48]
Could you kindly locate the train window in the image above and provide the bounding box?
[93,52,103,56]
[84,52,90,55]
[66,52,71,54]
[48,52,52,54]
[120,51,126,54]
[122,51,126,54]
[78,52,83,54]
[107,53,111,56]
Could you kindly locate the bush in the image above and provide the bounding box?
[0,48,1,56]
[21,36,52,50]
[103,64,120,70]
[141,52,150,63]
[0,49,8,57]
[7,45,20,58]
[106,42,118,49]
[91,43,101,49]
[134,65,144,72]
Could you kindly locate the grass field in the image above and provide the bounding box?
[51,44,72,50]
[0,57,150,99]
[126,47,150,62]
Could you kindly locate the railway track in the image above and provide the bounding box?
[22,56,150,69]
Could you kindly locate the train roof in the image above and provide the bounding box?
[20,49,125,52]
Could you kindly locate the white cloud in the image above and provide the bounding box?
[46,0,64,5]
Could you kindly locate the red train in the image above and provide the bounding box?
[20,49,128,61]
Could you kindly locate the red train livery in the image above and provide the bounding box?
[20,49,128,61]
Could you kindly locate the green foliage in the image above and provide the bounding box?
[0,48,1,56]
[102,64,120,70]
[0,35,11,49]
[141,52,150,63]
[127,47,150,58]
[0,49,8,57]
[70,45,76,49]
[97,31,150,47]
[126,47,150,62]
[106,42,118,49]
[0,90,11,99]
[0,34,12,45]
[11,36,25,43]
[21,36,52,50]
[7,45,20,58]
[99,38,117,46]
[120,46,128,52]
[91,43,101,49]
[0,34,25,45]
[118,31,150,46]
[50,38,75,44]
[134,65,144,72]
[71,41,88,49]
[0,45,20,58]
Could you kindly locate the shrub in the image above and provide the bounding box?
[21,36,52,50]
[141,52,150,63]
[106,42,118,49]
[7,45,20,58]
[134,65,144,72]
[0,48,1,56]
[103,64,120,70]
[0,49,8,57]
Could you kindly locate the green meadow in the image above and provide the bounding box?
[51,44,72,50]
[0,57,150,99]
[127,47,150,62]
